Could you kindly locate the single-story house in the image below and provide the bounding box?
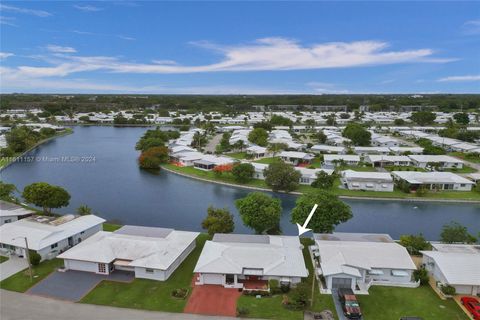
[0,214,105,260]
[353,146,390,156]
[341,170,394,192]
[246,145,268,159]
[279,151,314,166]
[388,147,424,155]
[170,151,204,166]
[193,155,235,171]
[251,162,269,180]
[58,226,199,281]
[421,244,480,295]
[310,145,346,154]
[323,154,361,167]
[408,155,464,169]
[391,171,475,191]
[365,155,411,167]
[297,167,334,185]
[312,233,417,294]
[467,173,480,183]
[449,143,480,153]
[0,201,34,225]
[371,136,400,148]
[194,234,308,291]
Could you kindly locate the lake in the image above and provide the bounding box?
[1,126,479,240]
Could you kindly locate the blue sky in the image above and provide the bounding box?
[1,1,479,94]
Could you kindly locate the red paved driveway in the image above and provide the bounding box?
[184,284,242,317]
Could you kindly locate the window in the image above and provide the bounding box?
[98,263,106,273]
[460,184,465,187]
[50,243,58,249]
[145,268,154,274]
[80,231,85,235]
[4,219,12,223]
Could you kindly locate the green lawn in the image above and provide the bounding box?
[449,152,480,164]
[337,165,377,172]
[227,152,248,160]
[0,256,8,264]
[357,286,468,320]
[80,234,211,312]
[0,258,63,292]
[163,164,480,201]
[237,239,337,320]
[442,165,477,174]
[103,223,123,232]
[384,166,426,172]
[254,157,282,164]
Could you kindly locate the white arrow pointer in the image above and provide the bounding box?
[296,203,318,236]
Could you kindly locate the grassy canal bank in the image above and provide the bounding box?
[162,163,480,202]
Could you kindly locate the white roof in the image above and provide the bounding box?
[392,171,474,185]
[194,234,308,278]
[366,155,411,163]
[389,147,424,153]
[0,215,105,250]
[279,151,313,159]
[0,201,34,218]
[324,154,360,161]
[315,236,416,277]
[246,145,267,153]
[421,250,480,286]
[354,146,390,153]
[58,226,199,270]
[342,170,393,182]
[408,155,464,164]
[310,145,345,152]
[296,167,334,178]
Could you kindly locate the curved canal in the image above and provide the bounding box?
[1,126,479,239]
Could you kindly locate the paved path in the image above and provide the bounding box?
[204,133,223,153]
[0,289,239,320]
[184,284,242,317]
[0,256,27,281]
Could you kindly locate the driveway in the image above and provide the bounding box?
[0,256,28,281]
[184,284,242,317]
[331,289,354,320]
[0,289,239,320]
[204,133,223,153]
[27,270,133,302]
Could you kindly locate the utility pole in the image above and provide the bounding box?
[13,237,33,282]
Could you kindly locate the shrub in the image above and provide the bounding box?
[440,284,456,296]
[269,279,281,294]
[236,306,249,317]
[171,288,188,299]
[285,282,309,310]
[29,250,41,266]
[413,266,429,285]
[399,234,431,255]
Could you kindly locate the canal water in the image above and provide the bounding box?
[1,126,479,239]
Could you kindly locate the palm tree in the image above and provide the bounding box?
[77,205,92,216]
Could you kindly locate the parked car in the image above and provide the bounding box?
[461,296,480,320]
[338,288,362,319]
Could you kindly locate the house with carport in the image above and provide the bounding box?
[408,155,464,169]
[391,171,474,191]
[311,232,417,294]
[0,200,34,225]
[58,226,199,281]
[194,234,308,291]
[421,243,480,296]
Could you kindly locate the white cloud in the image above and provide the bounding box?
[5,38,451,79]
[462,19,480,35]
[73,5,103,12]
[0,52,14,59]
[437,75,480,82]
[45,45,77,53]
[0,4,51,17]
[0,15,16,26]
[117,35,136,41]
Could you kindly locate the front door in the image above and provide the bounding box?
[68,237,73,246]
